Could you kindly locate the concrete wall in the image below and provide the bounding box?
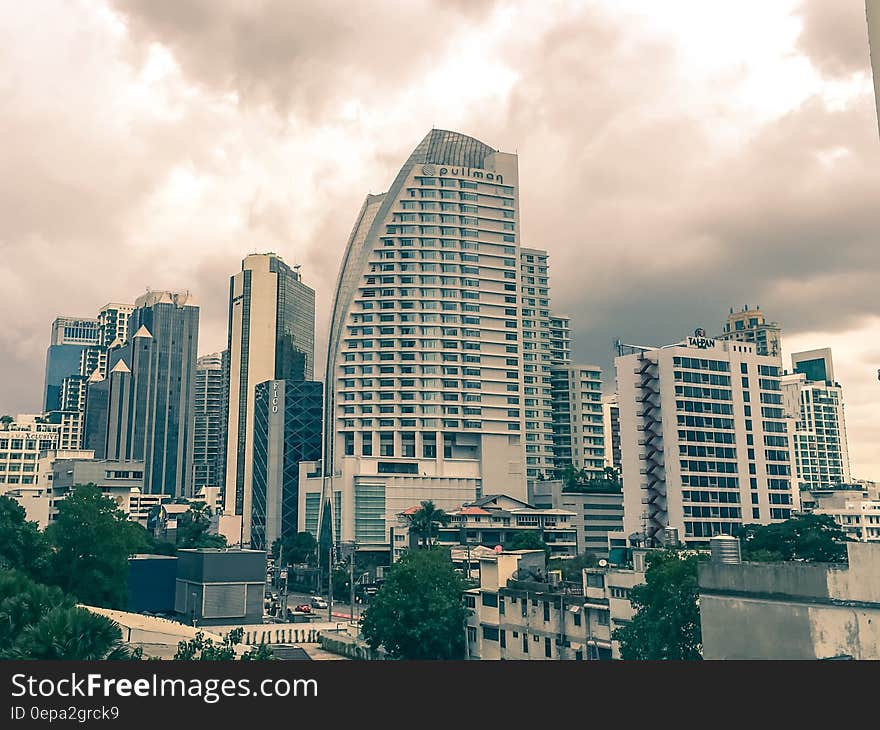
[699,543,880,659]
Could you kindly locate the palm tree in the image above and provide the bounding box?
[10,606,134,660]
[405,500,450,549]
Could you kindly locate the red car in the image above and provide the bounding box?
[294,604,312,613]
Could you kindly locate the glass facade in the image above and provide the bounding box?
[225,254,316,545]
[250,379,323,551]
[104,292,200,497]
[193,352,228,491]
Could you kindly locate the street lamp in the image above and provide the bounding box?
[339,541,357,627]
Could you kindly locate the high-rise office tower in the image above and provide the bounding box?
[97,303,135,377]
[302,129,527,553]
[43,317,101,412]
[193,352,228,492]
[615,329,799,548]
[88,290,199,497]
[43,317,102,451]
[717,305,782,360]
[547,310,606,478]
[520,248,555,480]
[781,348,852,490]
[550,364,605,476]
[224,254,315,545]
[251,379,323,551]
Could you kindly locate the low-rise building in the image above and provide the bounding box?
[529,479,623,558]
[392,494,579,561]
[127,554,178,615]
[174,548,266,627]
[465,549,590,660]
[582,548,650,658]
[699,541,880,659]
[800,485,880,542]
[0,415,60,491]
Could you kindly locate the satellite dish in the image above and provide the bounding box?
[494,545,503,553]
[598,559,608,567]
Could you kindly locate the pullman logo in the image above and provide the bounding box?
[421,164,436,176]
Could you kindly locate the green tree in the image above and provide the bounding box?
[45,484,148,608]
[0,570,73,655]
[174,628,272,660]
[0,569,137,660]
[271,531,317,564]
[176,503,226,549]
[504,530,551,559]
[11,606,135,660]
[549,551,598,581]
[0,495,49,579]
[361,548,468,659]
[612,550,703,660]
[332,566,350,600]
[561,464,622,494]
[404,500,450,549]
[736,514,849,563]
[0,415,12,425]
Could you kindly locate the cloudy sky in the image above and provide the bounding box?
[1,0,878,477]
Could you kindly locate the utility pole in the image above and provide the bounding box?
[349,548,355,625]
[559,592,566,660]
[327,542,334,622]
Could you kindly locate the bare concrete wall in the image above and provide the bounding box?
[700,596,816,659]
[699,562,834,600]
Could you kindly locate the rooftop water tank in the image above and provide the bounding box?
[709,535,741,564]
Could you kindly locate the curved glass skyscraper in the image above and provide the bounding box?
[303,129,530,553]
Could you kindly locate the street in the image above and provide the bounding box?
[284,592,365,622]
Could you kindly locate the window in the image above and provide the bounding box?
[423,432,437,458]
[380,432,394,457]
[482,593,498,608]
[544,637,552,658]
[482,627,499,642]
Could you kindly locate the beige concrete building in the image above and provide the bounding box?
[519,248,556,481]
[0,415,60,491]
[801,484,880,542]
[465,549,591,660]
[781,349,851,491]
[616,333,799,548]
[717,305,782,360]
[550,364,605,477]
[310,130,531,555]
[700,541,880,659]
[529,478,623,558]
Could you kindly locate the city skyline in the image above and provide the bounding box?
[1,0,879,482]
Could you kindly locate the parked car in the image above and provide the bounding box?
[294,604,312,613]
[310,596,328,609]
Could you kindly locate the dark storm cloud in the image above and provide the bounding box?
[467,4,880,379]
[1,0,878,473]
[111,0,501,117]
[796,0,873,77]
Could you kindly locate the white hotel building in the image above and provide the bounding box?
[615,331,799,548]
[298,130,533,552]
